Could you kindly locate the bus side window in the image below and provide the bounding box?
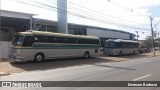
[91,39,99,44]
[56,37,64,43]
[23,36,34,47]
[66,38,76,43]
[117,43,120,48]
[64,38,68,43]
[34,36,39,42]
[77,39,85,44]
[52,37,57,43]
[37,36,52,43]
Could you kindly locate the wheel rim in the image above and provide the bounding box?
[36,55,43,61]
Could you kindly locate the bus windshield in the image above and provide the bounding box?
[12,35,24,46]
[105,42,116,48]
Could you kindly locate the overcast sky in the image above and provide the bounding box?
[1,0,160,40]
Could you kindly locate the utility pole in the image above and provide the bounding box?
[158,31,160,52]
[150,16,155,56]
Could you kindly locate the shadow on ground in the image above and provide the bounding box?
[102,53,151,59]
[120,54,150,59]
[1,58,10,62]
[10,57,111,72]
[94,64,135,70]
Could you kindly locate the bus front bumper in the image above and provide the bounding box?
[104,51,117,56]
[9,55,25,62]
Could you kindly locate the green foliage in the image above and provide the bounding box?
[143,36,152,47]
[143,35,160,47]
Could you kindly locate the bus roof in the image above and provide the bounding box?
[14,30,99,39]
[105,39,138,43]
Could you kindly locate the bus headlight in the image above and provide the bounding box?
[14,53,23,59]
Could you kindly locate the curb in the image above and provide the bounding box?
[0,72,10,76]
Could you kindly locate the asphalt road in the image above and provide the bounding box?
[1,56,160,90]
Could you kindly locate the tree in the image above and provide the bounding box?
[143,35,160,47]
[143,35,152,47]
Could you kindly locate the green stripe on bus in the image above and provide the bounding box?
[11,44,101,49]
[32,44,100,49]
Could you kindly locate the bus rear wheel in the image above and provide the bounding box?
[34,53,45,62]
[84,52,90,59]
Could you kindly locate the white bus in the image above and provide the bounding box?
[9,30,101,62]
[103,39,139,56]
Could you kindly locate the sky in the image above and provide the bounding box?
[1,0,160,40]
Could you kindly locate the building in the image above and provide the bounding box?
[0,10,136,58]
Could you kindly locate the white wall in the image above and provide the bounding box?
[87,28,130,39]
[0,41,11,58]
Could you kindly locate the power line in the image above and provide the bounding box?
[107,0,150,17]
[153,19,160,28]
[22,0,150,30]
[47,0,150,28]
[68,0,149,25]
[34,0,150,30]
[43,0,149,26]
[12,0,150,31]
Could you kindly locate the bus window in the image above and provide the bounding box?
[23,36,34,47]
[35,36,39,42]
[35,36,53,43]
[105,42,116,48]
[87,39,100,44]
[63,38,68,43]
[55,37,64,43]
[12,35,24,46]
[39,36,49,43]
[92,39,100,44]
[117,43,122,48]
[77,39,85,44]
[66,38,77,43]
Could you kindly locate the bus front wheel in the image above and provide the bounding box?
[84,52,90,59]
[34,53,45,62]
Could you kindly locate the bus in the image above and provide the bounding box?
[103,39,139,56]
[9,30,101,62]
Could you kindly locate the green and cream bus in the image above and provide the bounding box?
[9,30,101,62]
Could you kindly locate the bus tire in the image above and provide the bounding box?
[34,53,45,62]
[84,52,90,59]
[119,51,122,56]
